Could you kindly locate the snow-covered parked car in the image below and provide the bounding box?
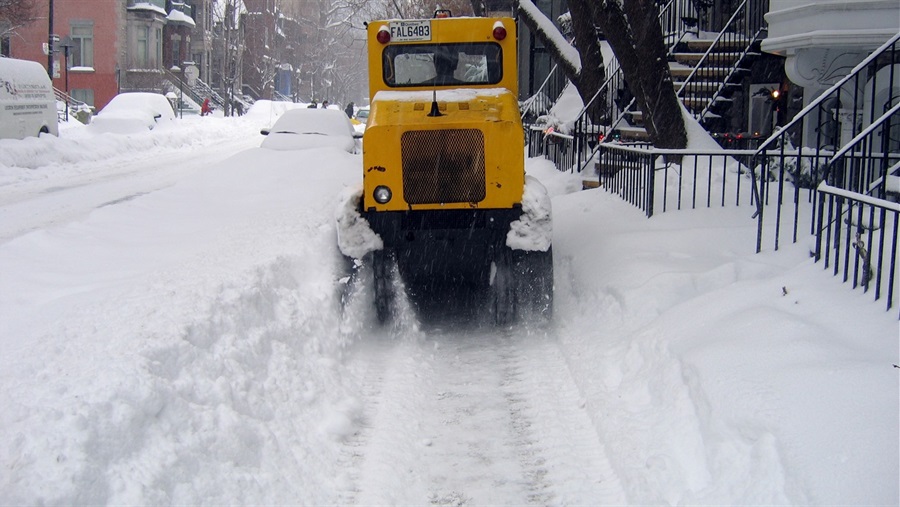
[90,92,176,134]
[352,106,370,134]
[260,108,361,153]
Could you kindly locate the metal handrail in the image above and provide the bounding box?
[826,102,900,171]
[52,86,91,121]
[755,32,900,155]
[675,0,747,96]
[675,0,770,124]
[749,31,900,253]
[814,182,900,316]
[521,63,559,121]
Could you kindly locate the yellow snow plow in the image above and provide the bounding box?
[339,11,552,325]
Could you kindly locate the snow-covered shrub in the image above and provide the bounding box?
[766,138,826,189]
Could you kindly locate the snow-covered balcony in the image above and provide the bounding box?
[761,0,899,91]
[167,6,197,28]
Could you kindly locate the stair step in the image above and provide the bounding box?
[628,111,645,128]
[595,160,622,177]
[615,126,650,141]
[582,177,601,189]
[675,81,722,92]
[681,96,713,110]
[669,65,733,77]
[672,52,741,66]
[683,38,749,52]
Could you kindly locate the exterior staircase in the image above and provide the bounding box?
[524,1,773,178]
[163,67,228,113]
[52,86,92,122]
[620,37,756,142]
[616,0,769,143]
[525,1,900,313]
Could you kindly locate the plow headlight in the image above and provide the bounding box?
[373,185,392,204]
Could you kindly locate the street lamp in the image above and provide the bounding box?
[59,36,74,121]
[170,64,183,118]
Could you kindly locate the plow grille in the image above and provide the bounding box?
[401,129,485,204]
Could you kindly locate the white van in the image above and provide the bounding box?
[0,57,59,140]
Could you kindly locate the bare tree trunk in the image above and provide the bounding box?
[567,0,605,121]
[520,0,687,149]
[622,0,687,149]
[516,6,577,80]
[516,1,604,117]
[593,0,687,148]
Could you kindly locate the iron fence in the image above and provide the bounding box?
[750,32,900,254]
[527,126,580,173]
[595,144,758,217]
[815,183,899,317]
[589,142,899,315]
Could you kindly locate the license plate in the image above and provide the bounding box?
[389,20,431,42]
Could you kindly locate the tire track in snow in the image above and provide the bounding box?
[496,330,629,504]
[337,323,627,505]
[334,337,390,505]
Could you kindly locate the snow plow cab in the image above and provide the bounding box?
[347,11,552,325]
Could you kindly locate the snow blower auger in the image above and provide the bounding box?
[338,11,553,326]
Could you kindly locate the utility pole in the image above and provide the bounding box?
[47,0,54,77]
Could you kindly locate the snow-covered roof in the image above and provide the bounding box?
[127,1,167,16]
[167,8,196,27]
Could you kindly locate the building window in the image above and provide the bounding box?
[172,38,181,68]
[70,23,94,68]
[72,88,94,107]
[156,28,162,66]
[136,26,149,68]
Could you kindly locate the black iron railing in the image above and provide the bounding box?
[596,144,757,217]
[521,63,561,124]
[527,126,579,173]
[750,32,900,253]
[595,140,899,315]
[526,59,625,173]
[815,184,899,317]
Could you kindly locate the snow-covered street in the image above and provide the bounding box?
[0,110,897,504]
[334,330,628,505]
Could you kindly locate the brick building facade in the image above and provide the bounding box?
[5,0,213,111]
[8,0,124,110]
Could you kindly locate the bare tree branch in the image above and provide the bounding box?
[0,0,39,38]
[515,1,579,81]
